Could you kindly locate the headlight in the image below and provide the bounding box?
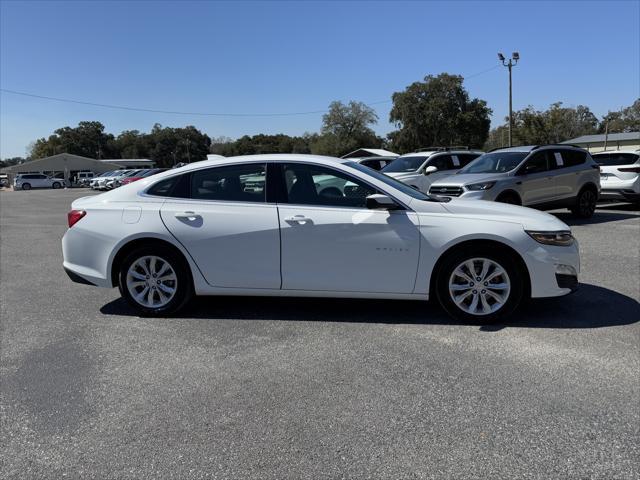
[526,231,574,246]
[466,181,496,191]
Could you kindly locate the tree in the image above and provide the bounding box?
[311,101,381,157]
[0,157,27,168]
[388,73,491,153]
[484,102,600,150]
[146,124,212,167]
[599,99,640,133]
[29,121,117,159]
[210,133,317,156]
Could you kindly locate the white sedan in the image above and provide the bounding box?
[62,154,580,322]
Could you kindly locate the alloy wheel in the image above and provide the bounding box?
[448,257,511,316]
[126,255,178,308]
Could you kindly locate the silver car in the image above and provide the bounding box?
[429,145,601,218]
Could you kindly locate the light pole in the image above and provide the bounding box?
[498,52,519,147]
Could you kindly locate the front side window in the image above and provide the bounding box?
[191,163,266,202]
[282,163,376,208]
[428,155,453,171]
[521,151,550,174]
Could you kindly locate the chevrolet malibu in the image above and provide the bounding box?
[62,154,580,322]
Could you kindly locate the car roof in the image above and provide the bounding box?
[173,154,349,173]
[397,149,484,158]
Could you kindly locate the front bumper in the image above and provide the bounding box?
[523,237,580,298]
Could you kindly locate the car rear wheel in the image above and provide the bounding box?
[570,188,597,218]
[118,246,193,316]
[21,183,31,190]
[436,249,524,323]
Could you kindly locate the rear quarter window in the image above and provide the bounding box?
[146,174,190,198]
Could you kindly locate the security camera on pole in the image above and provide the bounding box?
[498,52,519,147]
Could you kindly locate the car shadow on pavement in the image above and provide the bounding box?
[100,283,639,331]
[552,204,639,226]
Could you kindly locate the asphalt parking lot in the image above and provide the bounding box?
[1,188,639,479]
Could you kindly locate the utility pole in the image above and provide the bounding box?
[498,52,519,147]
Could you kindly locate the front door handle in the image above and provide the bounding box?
[174,211,201,220]
[284,215,312,225]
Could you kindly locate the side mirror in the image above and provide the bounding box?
[424,165,438,175]
[366,194,400,210]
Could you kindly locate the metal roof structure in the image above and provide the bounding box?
[562,132,640,144]
[341,148,398,159]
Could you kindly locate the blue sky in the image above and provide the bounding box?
[1,0,639,158]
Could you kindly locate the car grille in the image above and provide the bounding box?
[429,186,464,197]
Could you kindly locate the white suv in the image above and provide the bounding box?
[381,148,483,193]
[14,174,64,190]
[591,150,640,204]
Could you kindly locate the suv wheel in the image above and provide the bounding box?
[436,248,524,323]
[118,246,193,316]
[570,188,597,218]
[21,183,31,190]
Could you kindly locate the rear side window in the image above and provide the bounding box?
[553,149,587,168]
[190,163,266,202]
[593,153,639,166]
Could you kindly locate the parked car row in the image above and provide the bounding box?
[89,168,167,190]
[376,145,639,218]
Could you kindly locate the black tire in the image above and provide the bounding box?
[52,182,61,189]
[21,183,31,190]
[496,192,521,205]
[435,247,525,323]
[570,188,597,218]
[118,245,193,316]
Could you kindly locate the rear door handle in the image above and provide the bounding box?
[284,215,312,225]
[174,211,201,220]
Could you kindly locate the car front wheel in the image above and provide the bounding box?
[21,183,31,190]
[118,246,193,316]
[436,249,524,323]
[52,182,61,189]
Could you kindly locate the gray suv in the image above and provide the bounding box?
[429,145,601,218]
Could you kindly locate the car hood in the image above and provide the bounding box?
[411,198,570,231]
[430,172,508,187]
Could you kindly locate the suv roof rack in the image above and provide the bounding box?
[417,146,470,152]
[531,143,584,150]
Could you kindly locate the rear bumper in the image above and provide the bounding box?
[64,266,97,286]
[599,189,640,202]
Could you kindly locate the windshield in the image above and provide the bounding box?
[346,162,443,202]
[381,156,428,173]
[459,151,528,174]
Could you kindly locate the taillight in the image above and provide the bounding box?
[618,167,640,173]
[67,210,86,228]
